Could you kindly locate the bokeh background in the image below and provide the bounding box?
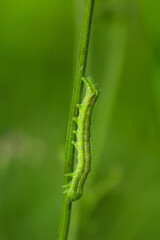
[0,0,160,239]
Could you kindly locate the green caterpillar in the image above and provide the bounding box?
[64,77,98,202]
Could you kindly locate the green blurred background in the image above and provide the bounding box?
[0,0,160,239]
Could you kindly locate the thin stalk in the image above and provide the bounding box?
[58,0,95,240]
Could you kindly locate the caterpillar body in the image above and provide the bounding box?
[64,77,98,202]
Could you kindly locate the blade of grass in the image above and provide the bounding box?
[58,1,95,239]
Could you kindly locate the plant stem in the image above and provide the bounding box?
[58,0,95,239]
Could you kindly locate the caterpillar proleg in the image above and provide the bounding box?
[64,77,98,202]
